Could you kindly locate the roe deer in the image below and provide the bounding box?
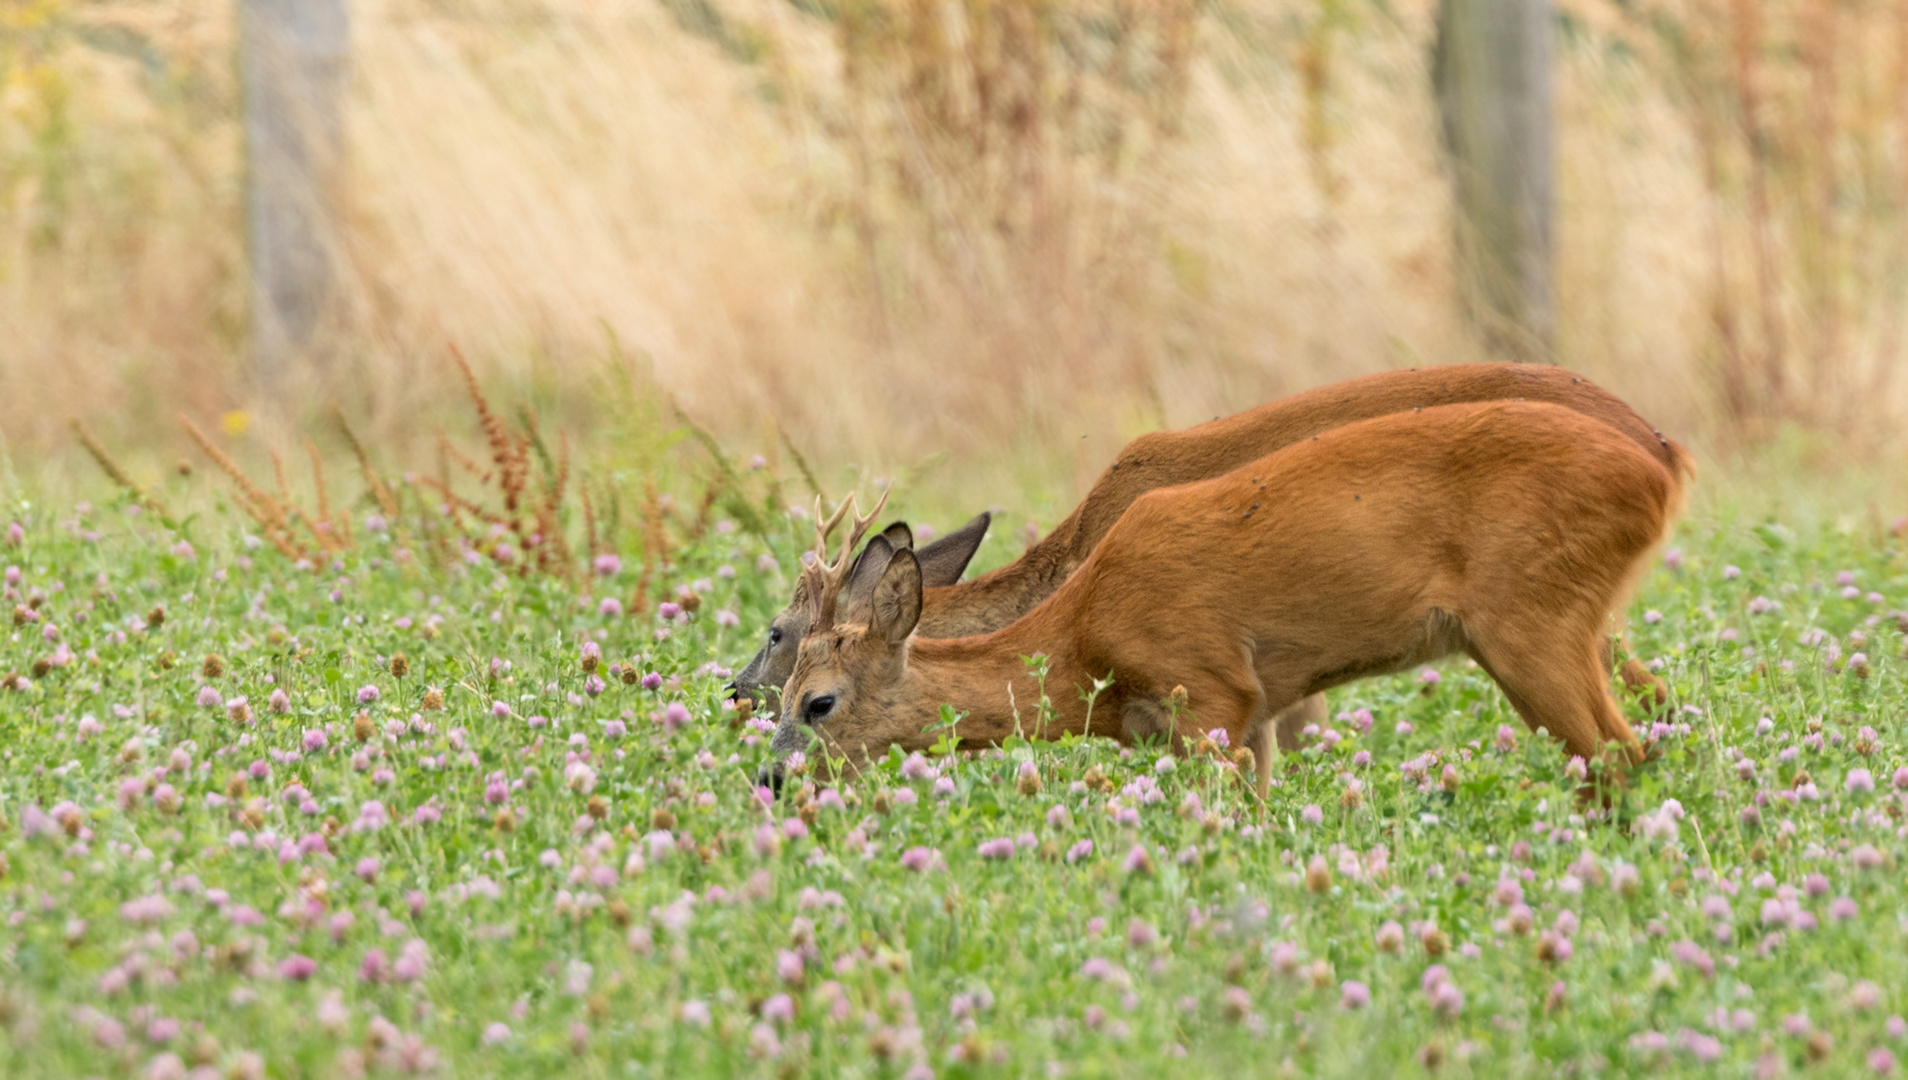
[728,508,992,708]
[766,401,1693,794]
[729,363,1683,720]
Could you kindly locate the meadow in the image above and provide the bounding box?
[7,0,1908,1075]
[1,431,1905,1080]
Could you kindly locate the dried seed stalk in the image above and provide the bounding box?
[71,421,168,517]
[179,417,310,562]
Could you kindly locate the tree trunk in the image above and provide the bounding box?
[1434,0,1554,362]
[241,0,350,379]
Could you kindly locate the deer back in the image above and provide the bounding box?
[1064,400,1684,693]
[1065,363,1691,566]
[739,364,1683,705]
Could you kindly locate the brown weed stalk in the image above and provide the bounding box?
[450,346,529,518]
[332,410,399,521]
[629,479,668,615]
[179,417,311,562]
[530,431,573,578]
[581,487,600,564]
[439,348,581,577]
[70,421,169,517]
[266,446,342,557]
[306,438,350,550]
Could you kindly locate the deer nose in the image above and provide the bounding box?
[754,762,786,796]
[725,683,756,715]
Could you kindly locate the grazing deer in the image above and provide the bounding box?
[728,508,991,711]
[730,363,1682,721]
[766,400,1692,794]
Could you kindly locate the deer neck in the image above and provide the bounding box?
[917,510,1082,638]
[900,607,1104,746]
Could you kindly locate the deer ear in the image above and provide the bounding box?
[869,548,923,645]
[915,512,989,587]
[879,521,914,551]
[841,534,895,616]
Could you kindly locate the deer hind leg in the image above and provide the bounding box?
[1270,693,1329,753]
[1468,629,1642,774]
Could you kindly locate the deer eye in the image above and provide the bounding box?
[767,627,783,646]
[804,695,836,723]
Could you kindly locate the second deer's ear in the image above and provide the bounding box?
[916,512,990,587]
[841,535,895,616]
[879,521,914,552]
[869,548,924,645]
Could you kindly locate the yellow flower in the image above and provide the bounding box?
[220,410,251,437]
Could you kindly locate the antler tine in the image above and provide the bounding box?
[800,493,854,631]
[833,486,891,570]
[812,494,851,558]
[802,486,899,632]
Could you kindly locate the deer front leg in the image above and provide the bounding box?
[1122,677,1266,792]
[1120,698,1176,744]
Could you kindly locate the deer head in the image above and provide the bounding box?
[764,546,927,783]
[728,510,988,712]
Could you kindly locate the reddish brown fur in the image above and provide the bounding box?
[735,363,1691,719]
[926,362,1690,635]
[771,401,1688,792]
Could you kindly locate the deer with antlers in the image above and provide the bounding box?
[764,400,1692,793]
[731,363,1682,727]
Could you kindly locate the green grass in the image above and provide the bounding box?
[0,488,1905,1079]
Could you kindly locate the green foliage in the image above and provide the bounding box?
[0,491,1904,1078]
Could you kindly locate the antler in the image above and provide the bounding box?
[799,486,893,630]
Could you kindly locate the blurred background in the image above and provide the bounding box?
[2,0,1905,523]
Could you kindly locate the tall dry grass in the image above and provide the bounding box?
[3,0,1906,523]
